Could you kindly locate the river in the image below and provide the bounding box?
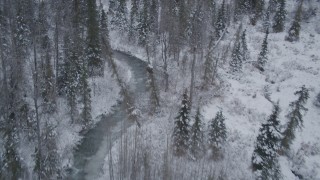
[69,51,148,180]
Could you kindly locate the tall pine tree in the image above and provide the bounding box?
[257,30,269,71]
[252,104,282,179]
[273,0,286,33]
[215,0,226,39]
[281,85,309,153]
[230,42,243,73]
[86,0,103,76]
[208,110,227,158]
[189,106,205,159]
[285,1,303,42]
[173,90,191,156]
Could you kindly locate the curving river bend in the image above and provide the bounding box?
[69,51,148,180]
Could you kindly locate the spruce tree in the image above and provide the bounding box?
[285,2,303,42]
[241,29,249,62]
[80,61,93,130]
[100,9,112,64]
[215,0,226,39]
[138,0,151,46]
[262,3,272,32]
[203,51,214,86]
[150,0,159,34]
[128,0,139,42]
[257,30,269,71]
[2,113,22,180]
[252,104,282,179]
[86,0,103,76]
[273,0,286,33]
[113,0,128,31]
[230,42,242,72]
[250,0,264,25]
[189,107,205,159]
[281,86,309,153]
[42,123,60,178]
[208,110,227,158]
[173,90,191,156]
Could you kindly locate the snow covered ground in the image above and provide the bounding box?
[95,0,320,179]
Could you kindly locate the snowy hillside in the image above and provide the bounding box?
[99,0,320,179]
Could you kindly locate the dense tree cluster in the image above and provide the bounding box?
[0,0,312,179]
[0,0,112,178]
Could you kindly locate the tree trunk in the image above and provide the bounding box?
[189,47,196,108]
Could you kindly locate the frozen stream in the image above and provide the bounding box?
[69,51,148,180]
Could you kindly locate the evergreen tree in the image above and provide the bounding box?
[63,34,80,124]
[208,110,227,158]
[281,86,309,153]
[113,0,128,31]
[215,0,226,39]
[108,0,118,28]
[2,113,22,180]
[285,2,303,42]
[252,104,282,179]
[173,90,191,156]
[262,3,272,32]
[128,0,139,42]
[80,60,93,130]
[34,122,60,179]
[178,0,189,42]
[100,9,112,63]
[234,0,249,22]
[86,0,103,76]
[150,0,159,34]
[189,107,205,159]
[38,2,56,113]
[250,0,264,25]
[203,50,214,87]
[138,0,151,46]
[230,42,242,72]
[42,123,60,178]
[273,0,286,33]
[240,29,249,62]
[257,30,269,71]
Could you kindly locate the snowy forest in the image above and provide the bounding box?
[0,0,320,179]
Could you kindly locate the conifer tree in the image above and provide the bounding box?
[230,42,242,72]
[34,122,60,179]
[42,123,60,178]
[190,107,205,159]
[273,0,287,33]
[173,90,191,156]
[241,29,249,62]
[63,36,78,123]
[100,9,112,63]
[252,104,282,179]
[257,30,269,71]
[234,0,249,22]
[2,113,22,180]
[215,0,226,39]
[108,0,118,28]
[80,61,93,130]
[285,2,303,42]
[208,110,227,157]
[38,2,56,113]
[138,0,151,46]
[250,0,264,25]
[203,50,214,87]
[150,0,159,34]
[87,0,103,76]
[262,3,272,32]
[128,0,139,42]
[113,0,128,31]
[281,86,309,153]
